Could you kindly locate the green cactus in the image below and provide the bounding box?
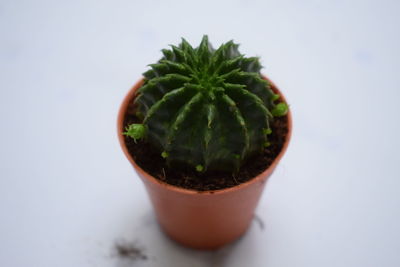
[125,35,288,173]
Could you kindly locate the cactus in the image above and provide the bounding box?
[125,36,288,173]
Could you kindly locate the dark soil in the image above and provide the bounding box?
[123,101,289,191]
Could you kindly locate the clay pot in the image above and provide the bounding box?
[117,77,292,250]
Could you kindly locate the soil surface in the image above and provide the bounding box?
[123,101,289,191]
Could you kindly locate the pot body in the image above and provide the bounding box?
[117,77,292,250]
[138,163,271,249]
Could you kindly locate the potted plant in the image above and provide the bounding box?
[117,36,292,249]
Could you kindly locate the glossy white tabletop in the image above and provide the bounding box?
[1,0,399,266]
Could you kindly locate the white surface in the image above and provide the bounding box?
[1,0,400,266]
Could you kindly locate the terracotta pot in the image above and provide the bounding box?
[117,77,292,250]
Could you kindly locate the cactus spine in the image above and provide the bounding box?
[125,36,288,173]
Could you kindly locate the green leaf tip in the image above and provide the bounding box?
[263,128,272,135]
[271,103,288,117]
[264,141,271,147]
[271,93,280,101]
[123,124,146,143]
[195,165,204,172]
[161,151,169,158]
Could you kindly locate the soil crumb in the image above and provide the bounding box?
[114,240,148,261]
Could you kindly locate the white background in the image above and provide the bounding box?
[1,0,400,266]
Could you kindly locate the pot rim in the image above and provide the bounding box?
[117,76,292,195]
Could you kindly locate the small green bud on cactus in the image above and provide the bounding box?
[196,165,204,172]
[127,35,288,173]
[263,128,272,135]
[264,141,271,147]
[271,93,280,101]
[123,124,146,143]
[271,102,289,117]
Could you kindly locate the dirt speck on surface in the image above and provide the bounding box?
[253,214,265,231]
[113,240,148,262]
